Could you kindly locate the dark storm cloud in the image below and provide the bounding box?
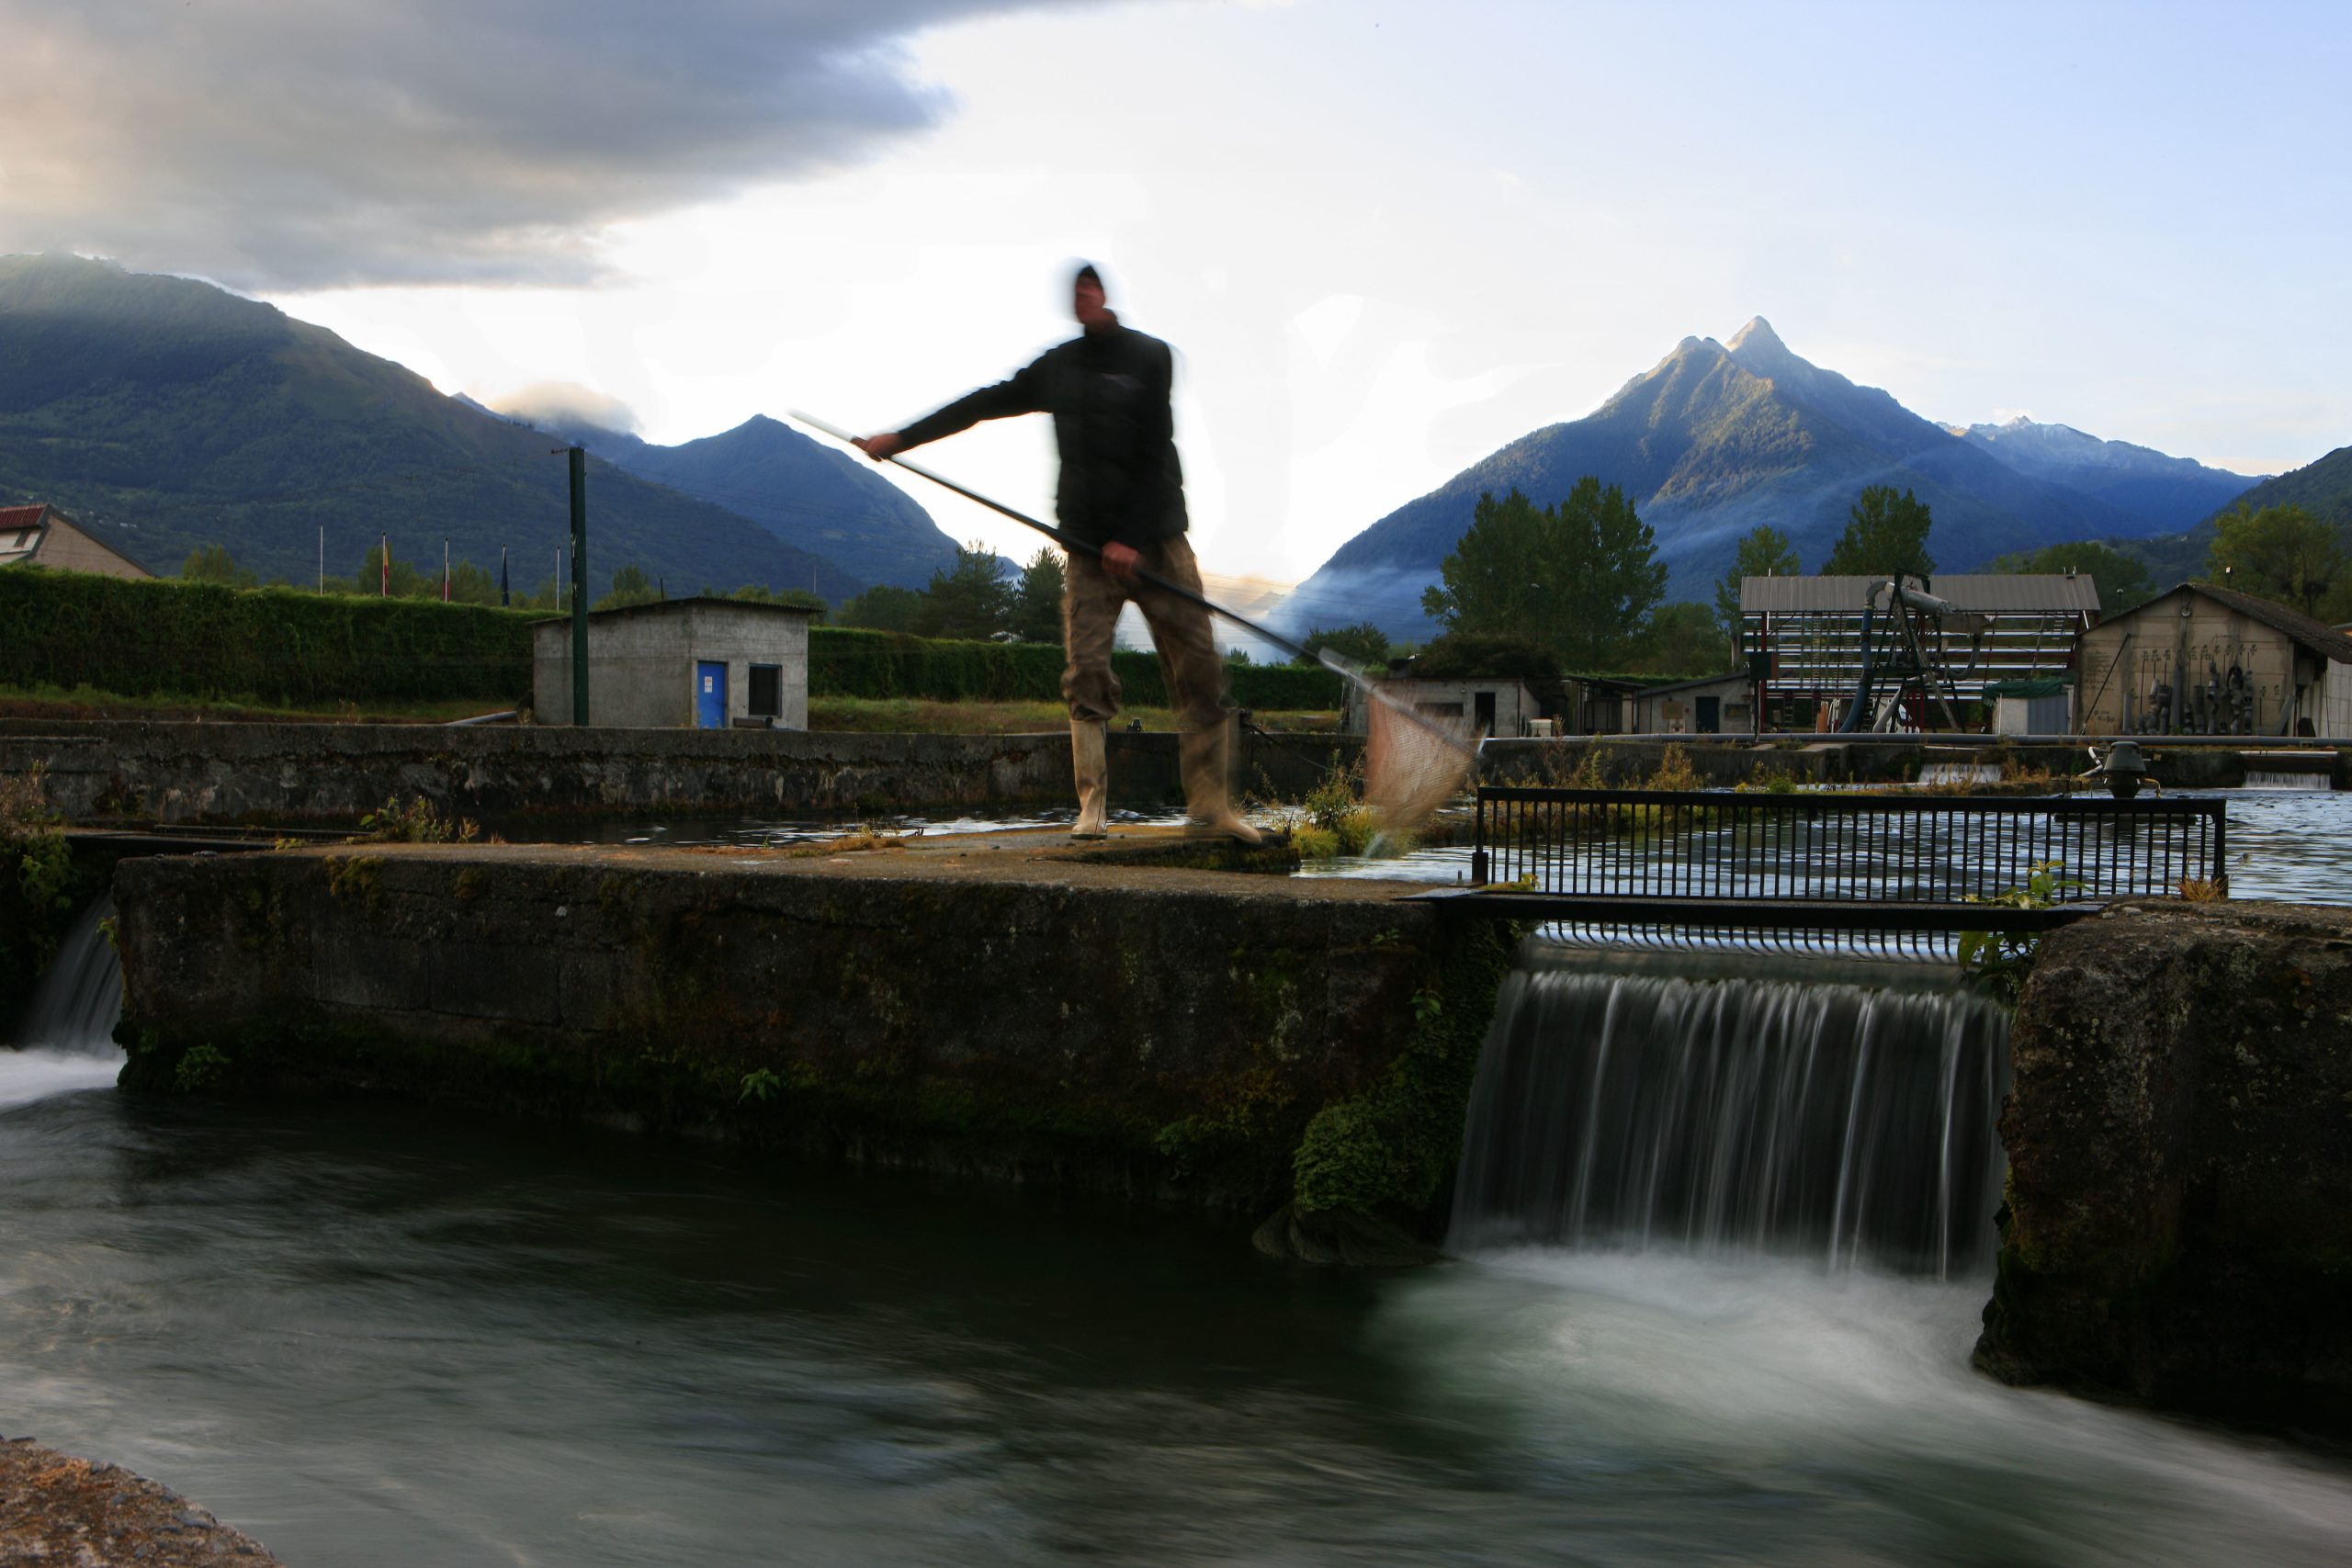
[0,0,1083,290]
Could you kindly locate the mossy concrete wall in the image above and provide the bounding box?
[3,720,1358,827]
[1980,900,2352,1430]
[109,842,1513,1250]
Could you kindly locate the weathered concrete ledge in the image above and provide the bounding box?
[1981,899,2352,1430]
[112,834,1516,1257]
[0,1436,281,1564]
[4,720,1359,827]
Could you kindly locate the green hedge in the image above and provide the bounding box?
[0,568,533,705]
[0,569,1343,711]
[807,626,1340,709]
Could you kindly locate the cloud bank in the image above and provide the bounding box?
[0,0,1080,290]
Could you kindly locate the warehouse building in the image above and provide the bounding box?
[2074,581,2352,738]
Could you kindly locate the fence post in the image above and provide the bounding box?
[569,446,588,727]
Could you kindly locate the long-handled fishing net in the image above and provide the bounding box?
[792,412,1485,839]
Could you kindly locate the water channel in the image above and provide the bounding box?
[5,787,2350,1562]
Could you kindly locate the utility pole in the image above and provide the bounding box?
[570,446,589,726]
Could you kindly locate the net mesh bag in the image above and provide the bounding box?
[1363,691,1483,840]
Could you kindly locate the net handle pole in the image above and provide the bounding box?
[789,411,1361,684]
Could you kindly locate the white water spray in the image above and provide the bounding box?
[1450,945,2010,1278]
[3,896,127,1110]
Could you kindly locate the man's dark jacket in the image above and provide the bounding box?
[896,322,1187,551]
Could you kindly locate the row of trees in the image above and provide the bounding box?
[836,543,1066,643]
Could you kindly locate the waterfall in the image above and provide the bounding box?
[1917,761,2001,787]
[3,896,127,1110]
[2243,769,2331,792]
[1450,945,2010,1279]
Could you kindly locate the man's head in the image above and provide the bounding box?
[1072,263,1114,330]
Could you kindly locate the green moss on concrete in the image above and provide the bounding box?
[1288,919,1521,1226]
[322,853,385,908]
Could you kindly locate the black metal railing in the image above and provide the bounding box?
[1467,787,2226,906]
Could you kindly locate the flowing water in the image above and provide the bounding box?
[1304,786,2352,904]
[4,910,2350,1563]
[3,895,127,1110]
[1452,950,2007,1279]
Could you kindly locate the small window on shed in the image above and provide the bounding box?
[748,663,783,718]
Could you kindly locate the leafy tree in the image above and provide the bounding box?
[1985,541,2153,615]
[1630,601,1732,676]
[1009,546,1066,643]
[181,543,257,588]
[1296,622,1392,669]
[1821,486,1935,580]
[594,564,662,611]
[351,543,430,599]
[1713,524,1798,637]
[1421,480,1666,667]
[842,583,923,632]
[911,540,1014,640]
[446,560,500,605]
[2209,503,2349,618]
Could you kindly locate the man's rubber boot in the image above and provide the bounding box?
[1180,720,1263,845]
[1070,719,1110,839]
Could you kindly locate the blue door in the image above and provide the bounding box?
[695,661,728,728]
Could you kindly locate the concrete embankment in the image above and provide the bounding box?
[110,833,1515,1259]
[4,719,1358,827]
[1980,900,2352,1431]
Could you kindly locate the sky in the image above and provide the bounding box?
[4,0,2347,600]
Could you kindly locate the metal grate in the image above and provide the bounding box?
[1467,787,2226,905]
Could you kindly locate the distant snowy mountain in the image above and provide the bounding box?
[1951,416,2260,534]
[1285,318,2171,638]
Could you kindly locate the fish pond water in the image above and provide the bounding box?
[5,784,2351,1562]
[3,1062,2349,1566]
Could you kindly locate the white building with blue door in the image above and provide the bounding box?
[532,598,815,729]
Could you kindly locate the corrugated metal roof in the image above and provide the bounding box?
[1741,573,2101,614]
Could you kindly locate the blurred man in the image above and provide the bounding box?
[854,265,1258,842]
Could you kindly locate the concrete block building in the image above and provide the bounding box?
[533,598,815,729]
[2074,582,2352,738]
[1625,671,1758,736]
[1341,676,1550,738]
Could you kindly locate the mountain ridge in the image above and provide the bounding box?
[526,412,961,592]
[1288,319,2226,637]
[0,254,865,600]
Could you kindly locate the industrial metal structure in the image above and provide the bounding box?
[1741,572,2098,727]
